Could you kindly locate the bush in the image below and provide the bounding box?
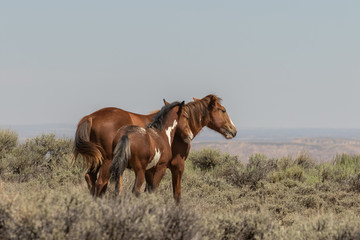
[0,189,203,240]
[215,210,274,240]
[2,132,360,239]
[0,134,82,185]
[349,173,360,192]
[270,165,305,183]
[317,154,360,186]
[332,154,360,182]
[228,154,277,189]
[189,148,225,171]
[276,156,292,171]
[293,151,315,169]
[0,129,18,159]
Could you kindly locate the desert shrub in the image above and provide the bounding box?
[0,134,82,185]
[276,156,292,170]
[278,214,360,240]
[225,154,277,190]
[269,153,317,185]
[317,154,360,187]
[300,195,322,209]
[332,154,360,182]
[269,164,305,183]
[92,195,203,240]
[211,153,243,182]
[189,148,237,171]
[214,210,274,240]
[293,151,315,169]
[3,132,360,240]
[0,203,12,239]
[0,129,18,160]
[349,173,360,192]
[319,163,332,183]
[0,187,203,240]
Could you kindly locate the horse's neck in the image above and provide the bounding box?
[161,118,178,147]
[190,110,209,137]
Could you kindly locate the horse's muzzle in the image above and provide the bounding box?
[184,131,194,143]
[222,125,237,139]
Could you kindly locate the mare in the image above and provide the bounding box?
[74,94,237,201]
[74,107,157,196]
[109,101,193,196]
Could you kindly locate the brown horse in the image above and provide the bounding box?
[74,94,237,200]
[167,95,237,202]
[74,107,157,196]
[110,101,192,197]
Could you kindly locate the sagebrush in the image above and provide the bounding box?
[1,129,360,239]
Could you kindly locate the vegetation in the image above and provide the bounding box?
[1,129,360,239]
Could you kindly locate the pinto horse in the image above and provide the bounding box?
[74,94,237,201]
[110,101,192,197]
[74,107,158,196]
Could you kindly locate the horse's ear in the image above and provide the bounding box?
[209,95,217,109]
[178,101,185,114]
[163,99,170,105]
[193,97,200,101]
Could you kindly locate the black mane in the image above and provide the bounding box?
[147,101,182,130]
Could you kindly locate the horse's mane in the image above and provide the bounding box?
[185,94,222,130]
[148,101,182,130]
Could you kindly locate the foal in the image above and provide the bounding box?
[110,101,193,197]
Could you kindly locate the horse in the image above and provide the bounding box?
[166,95,237,202]
[74,107,157,196]
[74,94,237,201]
[109,101,193,197]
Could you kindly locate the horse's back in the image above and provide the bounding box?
[114,125,152,161]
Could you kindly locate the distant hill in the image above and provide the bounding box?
[193,128,360,162]
[191,138,360,163]
[194,127,360,142]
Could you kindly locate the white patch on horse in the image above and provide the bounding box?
[146,148,161,170]
[166,120,177,146]
[188,130,194,141]
[230,118,235,127]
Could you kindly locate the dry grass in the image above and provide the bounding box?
[1,130,360,239]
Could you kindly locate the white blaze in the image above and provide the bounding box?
[230,118,235,127]
[147,148,161,170]
[165,120,177,146]
[189,130,194,140]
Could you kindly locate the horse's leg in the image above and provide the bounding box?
[94,159,111,197]
[151,165,167,191]
[132,169,145,197]
[170,137,190,204]
[170,157,185,204]
[145,168,155,193]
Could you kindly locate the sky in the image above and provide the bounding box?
[1,1,360,128]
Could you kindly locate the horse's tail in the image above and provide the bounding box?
[110,135,131,195]
[73,116,103,170]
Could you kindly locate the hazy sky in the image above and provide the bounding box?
[1,1,359,128]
